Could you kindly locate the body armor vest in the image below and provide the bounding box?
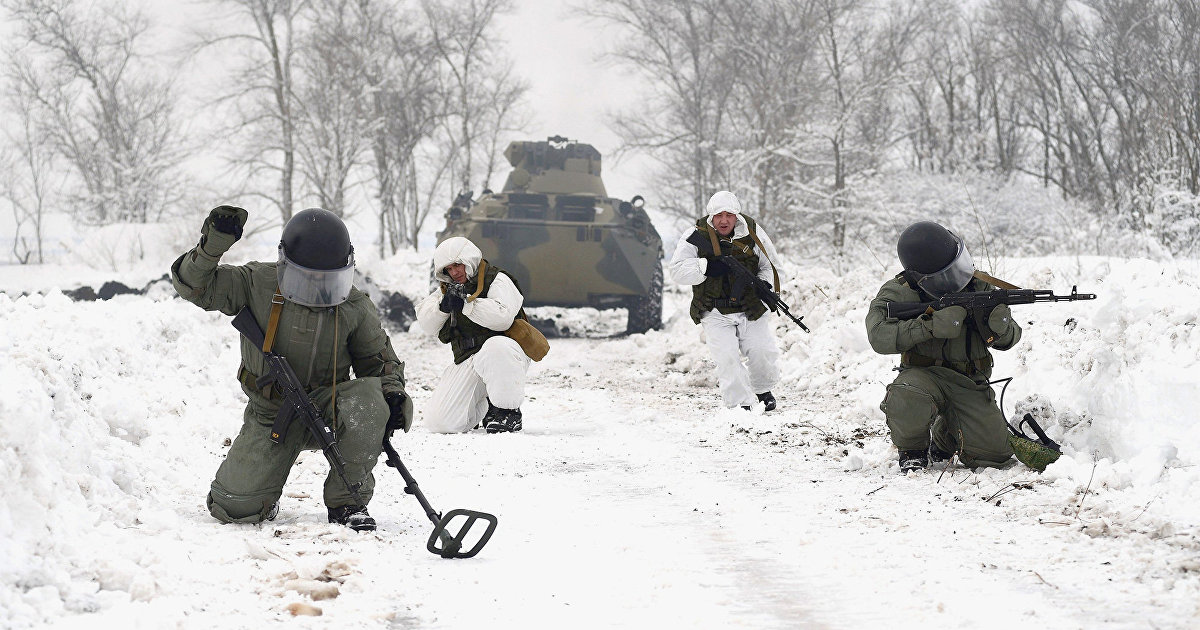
[686,216,768,324]
[439,262,520,364]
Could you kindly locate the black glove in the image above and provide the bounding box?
[200,205,248,257]
[211,213,243,239]
[754,278,778,311]
[385,392,412,435]
[439,290,465,313]
[704,257,731,277]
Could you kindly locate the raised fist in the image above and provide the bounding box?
[200,205,248,257]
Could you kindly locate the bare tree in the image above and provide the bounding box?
[351,0,448,254]
[423,0,524,195]
[719,0,823,223]
[475,61,530,191]
[293,0,375,217]
[4,0,185,225]
[800,0,922,251]
[205,0,308,222]
[587,0,735,220]
[1,57,60,263]
[1,110,54,264]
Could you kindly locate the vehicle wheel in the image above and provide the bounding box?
[625,264,663,334]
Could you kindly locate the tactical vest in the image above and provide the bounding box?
[438,261,519,364]
[686,216,768,324]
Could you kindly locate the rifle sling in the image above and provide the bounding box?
[973,270,1020,290]
[263,291,285,352]
[257,291,286,400]
[745,227,781,293]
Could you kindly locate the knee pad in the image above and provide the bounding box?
[882,382,940,450]
[207,485,278,524]
[882,382,938,425]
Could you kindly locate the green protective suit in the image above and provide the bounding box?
[170,243,408,523]
[865,275,1022,468]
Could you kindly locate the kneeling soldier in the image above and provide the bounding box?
[865,221,1019,472]
[416,237,531,434]
[171,206,412,531]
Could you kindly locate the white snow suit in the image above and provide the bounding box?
[669,192,782,409]
[416,237,530,433]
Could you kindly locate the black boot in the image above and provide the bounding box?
[327,505,376,532]
[898,449,929,472]
[483,401,523,433]
[756,391,777,412]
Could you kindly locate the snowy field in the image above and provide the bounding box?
[1,251,1199,629]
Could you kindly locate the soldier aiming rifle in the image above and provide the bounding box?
[865,221,1094,473]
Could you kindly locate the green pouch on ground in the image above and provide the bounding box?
[1009,434,1062,472]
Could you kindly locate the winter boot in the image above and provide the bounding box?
[929,444,953,464]
[756,391,777,412]
[483,401,522,433]
[327,505,377,532]
[898,449,929,472]
[265,501,280,521]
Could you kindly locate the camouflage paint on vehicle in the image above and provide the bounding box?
[437,136,664,333]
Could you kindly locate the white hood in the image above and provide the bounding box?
[704,190,750,240]
[432,237,483,283]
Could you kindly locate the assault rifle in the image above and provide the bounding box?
[886,287,1096,342]
[232,307,366,508]
[717,255,811,333]
[444,281,469,326]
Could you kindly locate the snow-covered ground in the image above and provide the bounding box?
[1,252,1198,629]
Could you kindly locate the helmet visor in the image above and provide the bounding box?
[277,245,355,307]
[916,240,974,298]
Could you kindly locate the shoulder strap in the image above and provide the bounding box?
[973,270,1020,290]
[743,217,780,293]
[705,225,722,259]
[470,260,488,300]
[263,291,285,352]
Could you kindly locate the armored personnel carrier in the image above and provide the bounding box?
[437,136,663,333]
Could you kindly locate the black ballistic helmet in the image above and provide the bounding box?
[896,221,974,297]
[897,221,958,274]
[278,208,355,307]
[280,208,353,270]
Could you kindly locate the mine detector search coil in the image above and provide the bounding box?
[990,378,1064,473]
[381,438,497,559]
[231,307,498,559]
